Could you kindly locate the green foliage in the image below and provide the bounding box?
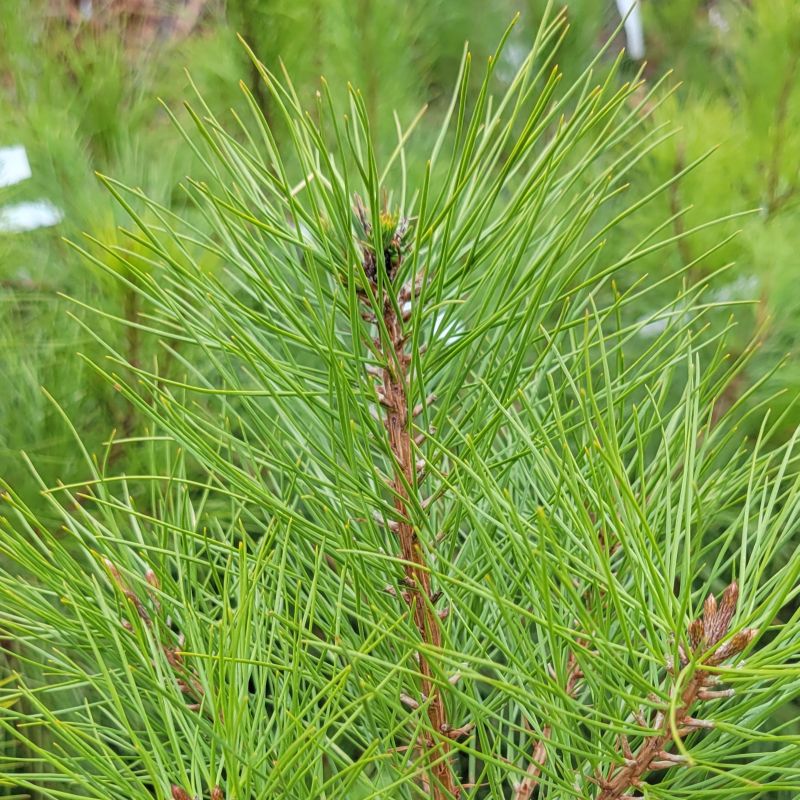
[634,0,800,437]
[1,10,800,800]
[0,2,241,515]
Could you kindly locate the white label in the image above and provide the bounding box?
[0,200,64,233]
[0,145,32,188]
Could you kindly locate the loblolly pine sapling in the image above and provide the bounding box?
[2,9,800,800]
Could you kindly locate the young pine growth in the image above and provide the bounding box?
[2,11,800,800]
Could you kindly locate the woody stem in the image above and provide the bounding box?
[380,299,458,799]
[596,671,707,799]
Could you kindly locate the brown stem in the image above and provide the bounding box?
[238,1,271,126]
[596,583,755,799]
[378,300,459,799]
[106,561,209,717]
[595,673,705,799]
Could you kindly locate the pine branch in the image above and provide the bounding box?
[356,197,459,798]
[594,583,757,800]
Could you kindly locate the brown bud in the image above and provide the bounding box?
[710,582,739,643]
[171,786,192,800]
[688,618,705,649]
[688,582,743,654]
[145,568,160,590]
[708,628,758,665]
[211,788,224,800]
[702,592,717,630]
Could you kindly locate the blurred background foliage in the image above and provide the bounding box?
[0,1,799,797]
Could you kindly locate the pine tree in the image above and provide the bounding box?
[2,11,800,800]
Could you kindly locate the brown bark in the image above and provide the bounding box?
[377,300,459,799]
[595,674,705,799]
[595,583,755,799]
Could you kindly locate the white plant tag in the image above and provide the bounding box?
[615,0,645,60]
[0,200,64,233]
[0,145,33,188]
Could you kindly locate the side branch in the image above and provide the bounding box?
[595,582,755,800]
